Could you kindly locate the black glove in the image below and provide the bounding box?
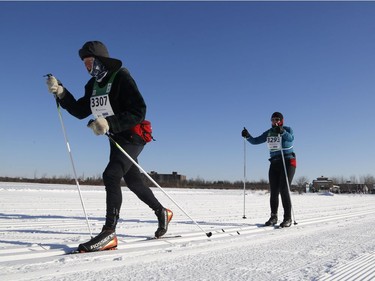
[274,125,284,134]
[242,128,250,138]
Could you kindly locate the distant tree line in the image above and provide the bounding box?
[0,175,273,190]
[2,174,373,192]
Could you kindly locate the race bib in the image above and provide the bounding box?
[90,84,114,118]
[90,71,118,118]
[267,136,281,151]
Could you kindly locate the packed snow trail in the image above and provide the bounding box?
[1,182,374,280]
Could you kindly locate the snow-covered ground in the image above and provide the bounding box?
[0,182,374,281]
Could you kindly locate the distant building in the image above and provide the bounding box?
[149,171,186,187]
[312,176,333,191]
[339,182,367,194]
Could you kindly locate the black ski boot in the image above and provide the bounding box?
[264,213,278,226]
[279,218,292,228]
[77,226,118,253]
[154,208,173,238]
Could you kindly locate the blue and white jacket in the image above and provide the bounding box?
[246,126,295,160]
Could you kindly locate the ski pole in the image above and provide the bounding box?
[242,132,247,219]
[102,130,212,238]
[45,74,93,237]
[278,134,298,225]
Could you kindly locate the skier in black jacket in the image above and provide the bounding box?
[46,41,173,252]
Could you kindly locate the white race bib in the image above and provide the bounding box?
[90,85,114,118]
[267,136,281,151]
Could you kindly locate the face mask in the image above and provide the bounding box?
[90,58,108,81]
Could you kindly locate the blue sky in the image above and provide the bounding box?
[1,1,374,183]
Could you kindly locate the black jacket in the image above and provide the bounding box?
[59,68,146,143]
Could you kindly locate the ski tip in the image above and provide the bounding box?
[206,232,212,238]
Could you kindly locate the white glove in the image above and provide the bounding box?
[88,117,109,135]
[46,76,65,99]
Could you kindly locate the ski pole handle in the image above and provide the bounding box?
[87,119,95,127]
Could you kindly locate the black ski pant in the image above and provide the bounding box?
[102,140,163,229]
[268,157,296,220]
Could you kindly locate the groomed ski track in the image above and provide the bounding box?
[1,183,374,280]
[1,207,375,280]
[1,206,374,263]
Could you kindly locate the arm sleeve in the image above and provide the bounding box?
[58,86,92,120]
[247,130,269,145]
[281,127,294,142]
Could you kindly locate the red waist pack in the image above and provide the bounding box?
[290,158,297,168]
[131,120,155,143]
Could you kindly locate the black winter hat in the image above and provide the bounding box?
[271,112,284,120]
[79,41,122,71]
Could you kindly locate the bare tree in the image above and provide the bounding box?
[330,176,345,184]
[360,174,375,185]
[295,176,309,193]
[349,175,358,184]
[295,176,309,187]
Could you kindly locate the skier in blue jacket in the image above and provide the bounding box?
[242,112,296,227]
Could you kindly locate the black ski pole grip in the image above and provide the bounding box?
[87,119,95,127]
